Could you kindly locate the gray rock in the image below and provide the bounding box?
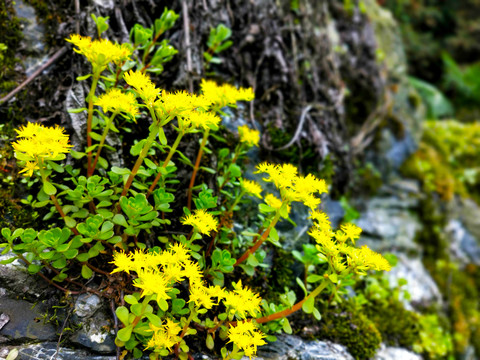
[446,219,480,266]
[356,196,422,253]
[375,345,423,360]
[0,343,116,360]
[387,253,442,309]
[0,253,51,299]
[74,294,102,319]
[0,297,58,343]
[70,309,116,353]
[255,334,354,360]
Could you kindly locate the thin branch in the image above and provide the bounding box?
[0,46,68,104]
[182,0,194,93]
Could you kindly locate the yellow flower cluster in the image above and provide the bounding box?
[308,213,391,274]
[238,124,260,147]
[110,243,199,301]
[182,110,221,131]
[94,88,139,119]
[124,70,159,107]
[66,34,132,69]
[156,90,211,119]
[111,244,266,355]
[256,163,328,211]
[200,79,254,108]
[223,280,262,319]
[145,318,182,351]
[12,123,73,176]
[181,209,219,235]
[228,321,266,359]
[242,179,263,199]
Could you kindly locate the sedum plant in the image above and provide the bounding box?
[0,10,392,360]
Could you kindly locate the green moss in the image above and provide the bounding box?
[318,301,382,360]
[365,298,420,348]
[0,0,23,93]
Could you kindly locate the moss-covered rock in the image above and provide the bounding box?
[317,302,382,360]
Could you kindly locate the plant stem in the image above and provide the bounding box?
[234,209,282,267]
[227,190,245,214]
[88,112,117,177]
[146,131,184,198]
[187,129,210,210]
[174,308,197,355]
[38,162,79,235]
[255,280,328,324]
[121,124,159,197]
[86,72,101,176]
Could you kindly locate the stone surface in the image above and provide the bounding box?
[387,253,442,309]
[70,308,116,353]
[0,343,116,360]
[0,297,58,343]
[356,195,422,254]
[256,334,354,360]
[446,219,480,266]
[74,294,102,319]
[374,345,423,360]
[0,254,52,300]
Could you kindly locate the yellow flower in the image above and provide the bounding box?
[357,245,392,272]
[200,79,254,108]
[238,125,260,147]
[255,163,328,210]
[242,179,262,199]
[182,110,221,131]
[340,223,362,244]
[309,210,331,230]
[124,70,159,107]
[12,123,73,176]
[145,319,182,352]
[110,251,134,274]
[182,259,203,285]
[228,321,266,359]
[66,34,132,69]
[189,283,216,309]
[133,268,171,300]
[181,209,219,235]
[18,161,39,177]
[222,280,262,319]
[155,90,212,119]
[94,88,139,119]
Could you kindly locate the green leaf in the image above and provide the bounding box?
[283,318,292,334]
[28,264,42,274]
[43,181,57,196]
[124,295,138,305]
[306,274,323,283]
[113,214,128,227]
[1,228,11,239]
[206,334,215,350]
[89,131,102,141]
[200,166,216,174]
[81,264,93,279]
[53,257,67,269]
[116,306,130,326]
[296,277,307,296]
[117,324,133,342]
[76,74,92,81]
[157,298,169,312]
[144,158,157,170]
[302,295,315,314]
[76,253,89,262]
[64,216,77,228]
[111,166,131,175]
